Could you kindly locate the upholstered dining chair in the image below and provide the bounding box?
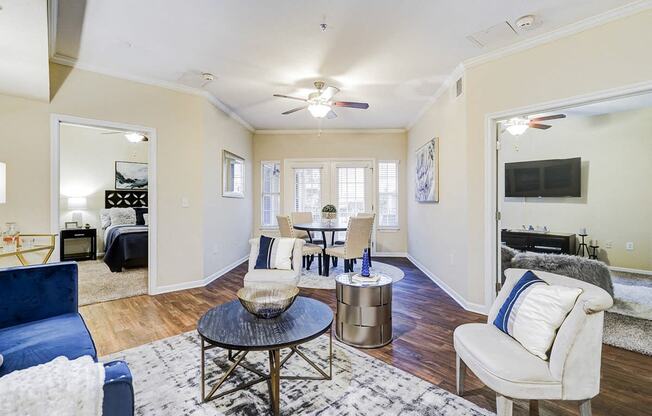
[291,211,323,245]
[324,216,373,274]
[243,237,305,287]
[277,215,323,274]
[454,268,613,416]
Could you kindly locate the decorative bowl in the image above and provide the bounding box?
[237,285,299,319]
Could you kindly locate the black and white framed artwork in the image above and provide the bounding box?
[115,161,148,190]
[415,138,439,202]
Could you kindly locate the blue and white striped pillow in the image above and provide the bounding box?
[493,270,582,360]
[254,236,295,271]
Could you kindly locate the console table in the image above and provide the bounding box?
[501,230,576,255]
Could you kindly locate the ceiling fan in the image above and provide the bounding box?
[504,114,566,135]
[273,81,369,119]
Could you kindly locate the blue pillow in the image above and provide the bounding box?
[493,270,544,333]
[254,236,295,270]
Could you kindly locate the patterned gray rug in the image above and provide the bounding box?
[298,261,404,289]
[104,331,492,416]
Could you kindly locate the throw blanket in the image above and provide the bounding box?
[0,355,104,416]
[104,225,148,272]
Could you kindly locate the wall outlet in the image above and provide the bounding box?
[605,241,613,249]
[626,242,634,251]
[181,197,190,208]
[449,253,455,265]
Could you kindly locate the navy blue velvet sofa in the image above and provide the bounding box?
[0,262,134,416]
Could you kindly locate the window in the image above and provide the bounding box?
[261,161,280,227]
[294,168,322,220]
[378,161,399,228]
[337,167,366,219]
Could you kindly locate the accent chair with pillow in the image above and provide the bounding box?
[454,268,613,416]
[243,236,305,287]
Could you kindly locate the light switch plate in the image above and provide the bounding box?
[626,242,634,251]
[181,197,189,208]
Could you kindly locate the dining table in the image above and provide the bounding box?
[293,218,349,275]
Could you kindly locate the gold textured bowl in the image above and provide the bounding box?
[237,285,299,319]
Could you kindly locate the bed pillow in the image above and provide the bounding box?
[134,207,148,225]
[254,235,295,270]
[493,270,582,360]
[143,213,149,226]
[108,208,137,226]
[99,209,112,229]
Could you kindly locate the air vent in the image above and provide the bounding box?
[456,78,463,97]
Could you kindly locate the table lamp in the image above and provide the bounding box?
[67,196,87,227]
[0,162,6,204]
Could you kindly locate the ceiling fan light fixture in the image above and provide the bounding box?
[504,118,529,135]
[308,103,331,118]
[125,132,146,143]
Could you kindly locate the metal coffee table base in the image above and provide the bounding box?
[200,330,333,415]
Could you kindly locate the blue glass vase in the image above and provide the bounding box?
[361,248,371,277]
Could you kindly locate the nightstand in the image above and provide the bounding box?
[60,228,97,261]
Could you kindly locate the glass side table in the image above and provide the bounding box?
[334,272,393,348]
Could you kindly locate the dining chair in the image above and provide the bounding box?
[324,216,374,274]
[276,215,323,274]
[291,211,323,244]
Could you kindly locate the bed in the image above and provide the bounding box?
[102,190,148,272]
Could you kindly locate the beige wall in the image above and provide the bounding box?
[409,9,652,307]
[500,107,652,271]
[59,124,148,246]
[253,131,408,254]
[0,63,253,289]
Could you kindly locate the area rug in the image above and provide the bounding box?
[77,260,147,306]
[297,260,405,289]
[603,312,652,356]
[103,331,492,416]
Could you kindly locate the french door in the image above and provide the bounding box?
[285,159,375,244]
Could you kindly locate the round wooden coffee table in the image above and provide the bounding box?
[197,296,333,415]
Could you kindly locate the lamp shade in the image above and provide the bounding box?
[0,162,5,204]
[67,196,87,209]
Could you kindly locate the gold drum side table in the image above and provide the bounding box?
[335,273,393,348]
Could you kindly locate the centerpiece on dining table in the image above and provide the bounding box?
[321,204,337,224]
[237,284,299,319]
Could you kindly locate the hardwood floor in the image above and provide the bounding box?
[80,257,652,416]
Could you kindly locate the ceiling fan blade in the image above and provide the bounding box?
[273,94,308,102]
[326,110,338,119]
[333,101,369,109]
[529,114,566,122]
[282,106,308,115]
[529,123,552,130]
[319,86,340,101]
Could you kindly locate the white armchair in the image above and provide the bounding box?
[454,268,613,416]
[243,238,305,287]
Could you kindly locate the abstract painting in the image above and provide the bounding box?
[415,138,438,202]
[115,161,148,190]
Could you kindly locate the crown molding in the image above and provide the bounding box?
[50,54,255,132]
[405,63,465,130]
[254,128,406,135]
[463,0,652,69]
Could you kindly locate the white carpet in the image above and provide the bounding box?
[103,331,492,416]
[297,261,404,289]
[77,260,147,306]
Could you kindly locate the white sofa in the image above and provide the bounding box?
[243,237,305,287]
[454,268,613,416]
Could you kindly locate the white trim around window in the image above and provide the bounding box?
[377,160,400,230]
[260,160,281,229]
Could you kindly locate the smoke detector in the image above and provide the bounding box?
[201,72,215,82]
[515,15,536,30]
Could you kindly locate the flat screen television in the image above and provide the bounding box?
[505,157,581,198]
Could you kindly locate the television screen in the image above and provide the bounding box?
[505,157,581,197]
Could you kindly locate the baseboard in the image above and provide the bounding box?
[374,252,407,257]
[406,254,488,315]
[152,255,248,295]
[609,266,652,276]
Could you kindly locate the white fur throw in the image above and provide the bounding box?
[108,207,137,226]
[0,355,105,416]
[99,209,112,229]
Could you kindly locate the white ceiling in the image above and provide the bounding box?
[53,0,642,130]
[0,0,49,101]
